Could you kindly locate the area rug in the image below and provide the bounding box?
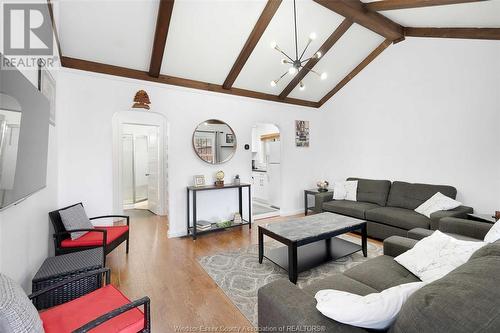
[197,234,383,326]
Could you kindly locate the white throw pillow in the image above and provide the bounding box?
[315,282,426,330]
[414,192,462,218]
[484,220,500,243]
[332,181,358,201]
[394,230,485,283]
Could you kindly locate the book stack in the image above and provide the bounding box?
[196,220,212,231]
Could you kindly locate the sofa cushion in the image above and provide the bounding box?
[387,181,457,210]
[40,285,144,333]
[61,225,128,248]
[469,240,500,260]
[322,200,380,219]
[366,207,430,230]
[302,274,378,298]
[389,256,500,333]
[343,255,420,292]
[347,178,391,206]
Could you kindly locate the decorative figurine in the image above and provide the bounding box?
[132,90,151,110]
[316,180,329,192]
[233,212,242,224]
[495,211,500,221]
[215,170,225,187]
[234,174,241,185]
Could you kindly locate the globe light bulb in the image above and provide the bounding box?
[320,72,328,80]
[270,80,277,87]
[288,67,298,75]
[309,32,317,40]
[270,41,277,49]
[315,51,322,59]
[281,58,288,65]
[299,82,305,91]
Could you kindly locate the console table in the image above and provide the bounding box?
[187,183,251,240]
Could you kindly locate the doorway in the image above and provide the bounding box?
[121,124,159,212]
[112,111,168,218]
[251,123,281,219]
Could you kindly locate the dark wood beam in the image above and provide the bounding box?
[318,39,391,107]
[222,0,282,89]
[278,18,353,99]
[46,0,63,64]
[149,0,175,77]
[365,0,486,11]
[61,57,319,108]
[405,27,500,40]
[313,0,403,40]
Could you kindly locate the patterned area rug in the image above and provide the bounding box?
[197,234,382,326]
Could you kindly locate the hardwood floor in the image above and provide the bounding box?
[107,210,381,332]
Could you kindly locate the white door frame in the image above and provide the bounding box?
[112,110,169,216]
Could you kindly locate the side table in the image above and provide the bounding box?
[32,248,104,310]
[304,189,333,216]
[468,213,497,224]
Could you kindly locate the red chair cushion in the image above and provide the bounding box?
[40,285,144,333]
[61,226,129,248]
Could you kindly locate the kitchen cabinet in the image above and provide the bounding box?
[251,171,268,202]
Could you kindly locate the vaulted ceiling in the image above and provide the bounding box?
[49,0,500,108]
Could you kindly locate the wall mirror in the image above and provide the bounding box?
[193,119,236,164]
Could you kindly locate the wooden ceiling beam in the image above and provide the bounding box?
[61,57,319,108]
[405,27,500,40]
[148,0,175,78]
[313,0,403,40]
[365,0,487,11]
[222,0,282,89]
[318,39,392,107]
[278,18,353,99]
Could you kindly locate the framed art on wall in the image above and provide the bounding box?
[38,61,56,126]
[295,120,309,147]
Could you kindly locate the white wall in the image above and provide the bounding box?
[322,38,500,213]
[57,70,329,237]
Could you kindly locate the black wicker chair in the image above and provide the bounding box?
[29,268,151,332]
[49,203,130,266]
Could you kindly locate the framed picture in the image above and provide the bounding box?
[193,175,206,187]
[38,61,56,126]
[226,133,234,144]
[295,120,310,147]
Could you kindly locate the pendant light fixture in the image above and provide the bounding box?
[270,0,327,90]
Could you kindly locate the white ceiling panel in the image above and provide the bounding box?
[377,1,500,28]
[160,0,267,84]
[58,0,159,71]
[233,0,344,94]
[288,24,384,102]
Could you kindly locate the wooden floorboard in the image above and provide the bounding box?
[107,210,382,332]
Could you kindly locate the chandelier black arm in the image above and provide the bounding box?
[299,39,312,61]
[301,57,312,63]
[275,48,294,62]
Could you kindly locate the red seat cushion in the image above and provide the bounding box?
[40,285,144,333]
[61,226,128,248]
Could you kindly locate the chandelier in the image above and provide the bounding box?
[270,0,327,90]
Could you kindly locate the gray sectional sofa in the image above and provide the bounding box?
[258,219,500,332]
[317,178,473,239]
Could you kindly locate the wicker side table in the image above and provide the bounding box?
[32,248,104,310]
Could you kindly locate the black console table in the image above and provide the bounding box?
[187,183,251,240]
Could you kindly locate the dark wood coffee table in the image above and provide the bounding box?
[258,212,367,284]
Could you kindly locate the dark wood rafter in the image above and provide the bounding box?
[149,0,175,77]
[313,0,404,41]
[278,18,353,99]
[405,27,500,40]
[46,0,63,64]
[318,39,392,107]
[62,57,319,108]
[222,0,282,89]
[365,0,487,11]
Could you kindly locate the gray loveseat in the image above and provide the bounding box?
[258,219,499,332]
[317,178,473,239]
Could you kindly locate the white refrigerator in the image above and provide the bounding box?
[266,141,281,209]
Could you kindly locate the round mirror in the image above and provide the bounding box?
[193,119,236,164]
